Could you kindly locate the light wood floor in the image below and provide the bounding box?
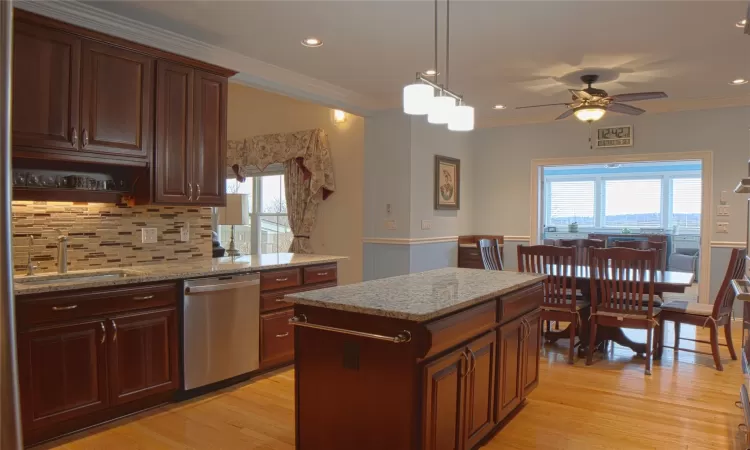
[38,321,747,450]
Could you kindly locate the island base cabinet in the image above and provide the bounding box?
[464,332,497,449]
[423,347,468,450]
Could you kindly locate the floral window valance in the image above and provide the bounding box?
[227,128,335,199]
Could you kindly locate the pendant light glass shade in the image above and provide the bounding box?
[403,83,434,115]
[573,106,606,122]
[427,95,456,124]
[448,104,474,131]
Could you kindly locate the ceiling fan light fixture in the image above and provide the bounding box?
[427,94,456,124]
[573,106,606,123]
[448,104,474,131]
[403,83,435,115]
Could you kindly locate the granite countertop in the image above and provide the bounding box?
[286,268,546,322]
[14,253,347,296]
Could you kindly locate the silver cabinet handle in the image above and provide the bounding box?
[275,277,289,282]
[111,319,117,342]
[275,332,290,338]
[133,295,154,301]
[71,127,78,148]
[469,252,479,256]
[274,298,287,303]
[82,129,89,147]
[100,322,106,344]
[52,305,77,311]
[460,350,470,377]
[196,184,201,200]
[467,347,477,375]
[316,272,329,276]
[188,183,193,201]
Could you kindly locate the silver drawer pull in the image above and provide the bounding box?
[274,298,287,303]
[289,314,411,344]
[52,305,77,311]
[316,272,329,276]
[275,277,289,282]
[275,332,290,338]
[133,295,154,301]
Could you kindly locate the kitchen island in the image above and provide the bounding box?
[286,268,547,450]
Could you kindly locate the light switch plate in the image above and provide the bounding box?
[421,220,432,230]
[384,220,397,230]
[141,228,157,244]
[717,205,730,217]
[716,222,729,234]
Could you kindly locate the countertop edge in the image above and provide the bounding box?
[14,256,348,296]
[286,274,547,322]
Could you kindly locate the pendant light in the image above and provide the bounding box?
[428,93,456,124]
[448,101,474,131]
[403,83,434,115]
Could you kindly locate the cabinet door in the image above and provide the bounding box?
[155,61,193,203]
[18,320,108,430]
[260,308,295,368]
[108,308,179,405]
[80,40,153,158]
[464,332,497,450]
[495,316,523,424]
[522,310,542,397]
[12,21,80,152]
[423,347,468,450]
[192,70,227,206]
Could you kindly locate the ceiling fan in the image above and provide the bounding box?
[516,74,668,122]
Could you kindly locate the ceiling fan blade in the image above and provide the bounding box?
[515,103,571,110]
[607,102,646,116]
[569,89,592,101]
[609,92,667,102]
[554,109,576,120]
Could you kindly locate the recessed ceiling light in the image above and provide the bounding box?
[301,37,323,48]
[736,19,747,28]
[422,69,439,76]
[730,78,748,85]
[492,104,507,110]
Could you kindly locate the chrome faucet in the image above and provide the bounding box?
[56,229,68,274]
[26,235,37,276]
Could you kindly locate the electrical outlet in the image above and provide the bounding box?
[384,220,397,230]
[180,224,190,242]
[421,220,432,230]
[716,222,729,234]
[717,205,730,217]
[141,228,157,244]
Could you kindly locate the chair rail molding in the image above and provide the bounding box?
[363,236,459,245]
[15,0,377,116]
[710,241,747,249]
[529,150,714,304]
[503,236,531,242]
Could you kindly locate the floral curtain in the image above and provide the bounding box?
[227,129,335,253]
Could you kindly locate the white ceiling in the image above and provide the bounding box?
[80,0,750,127]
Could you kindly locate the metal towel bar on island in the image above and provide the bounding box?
[288,314,412,343]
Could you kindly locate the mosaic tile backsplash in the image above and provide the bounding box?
[11,201,213,274]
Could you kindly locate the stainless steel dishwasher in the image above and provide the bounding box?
[183,273,260,390]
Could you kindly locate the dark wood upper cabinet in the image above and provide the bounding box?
[12,21,80,153]
[522,309,542,396]
[155,61,193,204]
[192,70,227,206]
[108,308,179,405]
[80,40,153,159]
[464,331,497,449]
[17,320,108,431]
[423,347,466,450]
[495,316,523,424]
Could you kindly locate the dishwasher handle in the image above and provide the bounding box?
[185,279,259,295]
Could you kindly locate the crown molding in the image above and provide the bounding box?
[15,0,377,117]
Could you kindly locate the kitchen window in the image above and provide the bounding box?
[215,167,292,255]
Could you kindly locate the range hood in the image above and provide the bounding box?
[736,160,750,193]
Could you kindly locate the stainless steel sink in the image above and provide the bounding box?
[14,270,144,286]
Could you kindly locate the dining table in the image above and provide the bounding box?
[543,264,695,354]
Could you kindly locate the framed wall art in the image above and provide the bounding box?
[435,155,460,210]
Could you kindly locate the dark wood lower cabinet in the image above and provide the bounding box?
[496,316,523,422]
[522,309,542,396]
[18,320,108,431]
[465,331,497,449]
[108,308,179,405]
[423,347,467,450]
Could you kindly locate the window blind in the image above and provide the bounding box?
[671,178,701,228]
[547,180,595,227]
[603,179,661,227]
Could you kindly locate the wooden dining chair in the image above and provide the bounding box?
[656,247,746,371]
[518,245,589,364]
[477,239,503,270]
[559,239,605,267]
[612,240,667,271]
[587,247,660,375]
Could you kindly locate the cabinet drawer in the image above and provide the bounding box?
[260,309,294,367]
[260,268,301,292]
[498,283,543,324]
[303,264,337,285]
[424,301,497,358]
[16,282,178,328]
[261,281,337,313]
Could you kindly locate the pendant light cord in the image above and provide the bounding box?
[434,0,439,92]
[445,0,450,90]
